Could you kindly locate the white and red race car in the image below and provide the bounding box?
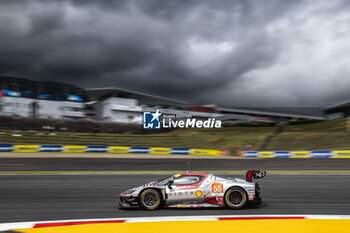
[118,170,265,210]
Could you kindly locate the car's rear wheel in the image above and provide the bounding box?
[139,189,162,210]
[224,187,247,209]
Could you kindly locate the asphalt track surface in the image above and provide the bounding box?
[1,158,350,223]
[0,173,350,223]
[1,158,350,171]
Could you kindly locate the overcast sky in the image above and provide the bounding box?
[0,0,350,107]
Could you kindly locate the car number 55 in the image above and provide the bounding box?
[212,183,223,193]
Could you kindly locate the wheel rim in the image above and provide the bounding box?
[141,191,159,208]
[227,190,245,207]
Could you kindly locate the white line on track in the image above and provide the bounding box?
[1,215,350,231]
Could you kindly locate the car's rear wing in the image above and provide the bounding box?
[246,170,266,182]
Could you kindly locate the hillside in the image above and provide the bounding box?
[0,119,348,152]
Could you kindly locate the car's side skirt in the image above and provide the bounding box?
[164,203,223,208]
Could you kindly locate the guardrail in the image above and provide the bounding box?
[0,145,225,156]
[244,150,350,158]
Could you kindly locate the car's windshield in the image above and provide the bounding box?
[156,176,173,185]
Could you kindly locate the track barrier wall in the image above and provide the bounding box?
[2,145,350,157]
[244,150,350,158]
[0,144,224,156]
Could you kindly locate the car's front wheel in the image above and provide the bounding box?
[224,187,247,209]
[139,189,162,210]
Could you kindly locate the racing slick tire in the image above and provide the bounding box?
[138,189,162,210]
[224,187,247,209]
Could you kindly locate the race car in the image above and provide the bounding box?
[118,170,266,210]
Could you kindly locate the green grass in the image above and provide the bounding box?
[267,119,350,151]
[0,119,349,151]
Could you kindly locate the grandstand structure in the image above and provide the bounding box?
[0,76,85,120]
[322,100,350,120]
[205,104,323,122]
[84,87,191,123]
[0,76,324,124]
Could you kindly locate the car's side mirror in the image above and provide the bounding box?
[168,180,174,189]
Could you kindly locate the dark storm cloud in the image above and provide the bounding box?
[0,0,350,107]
